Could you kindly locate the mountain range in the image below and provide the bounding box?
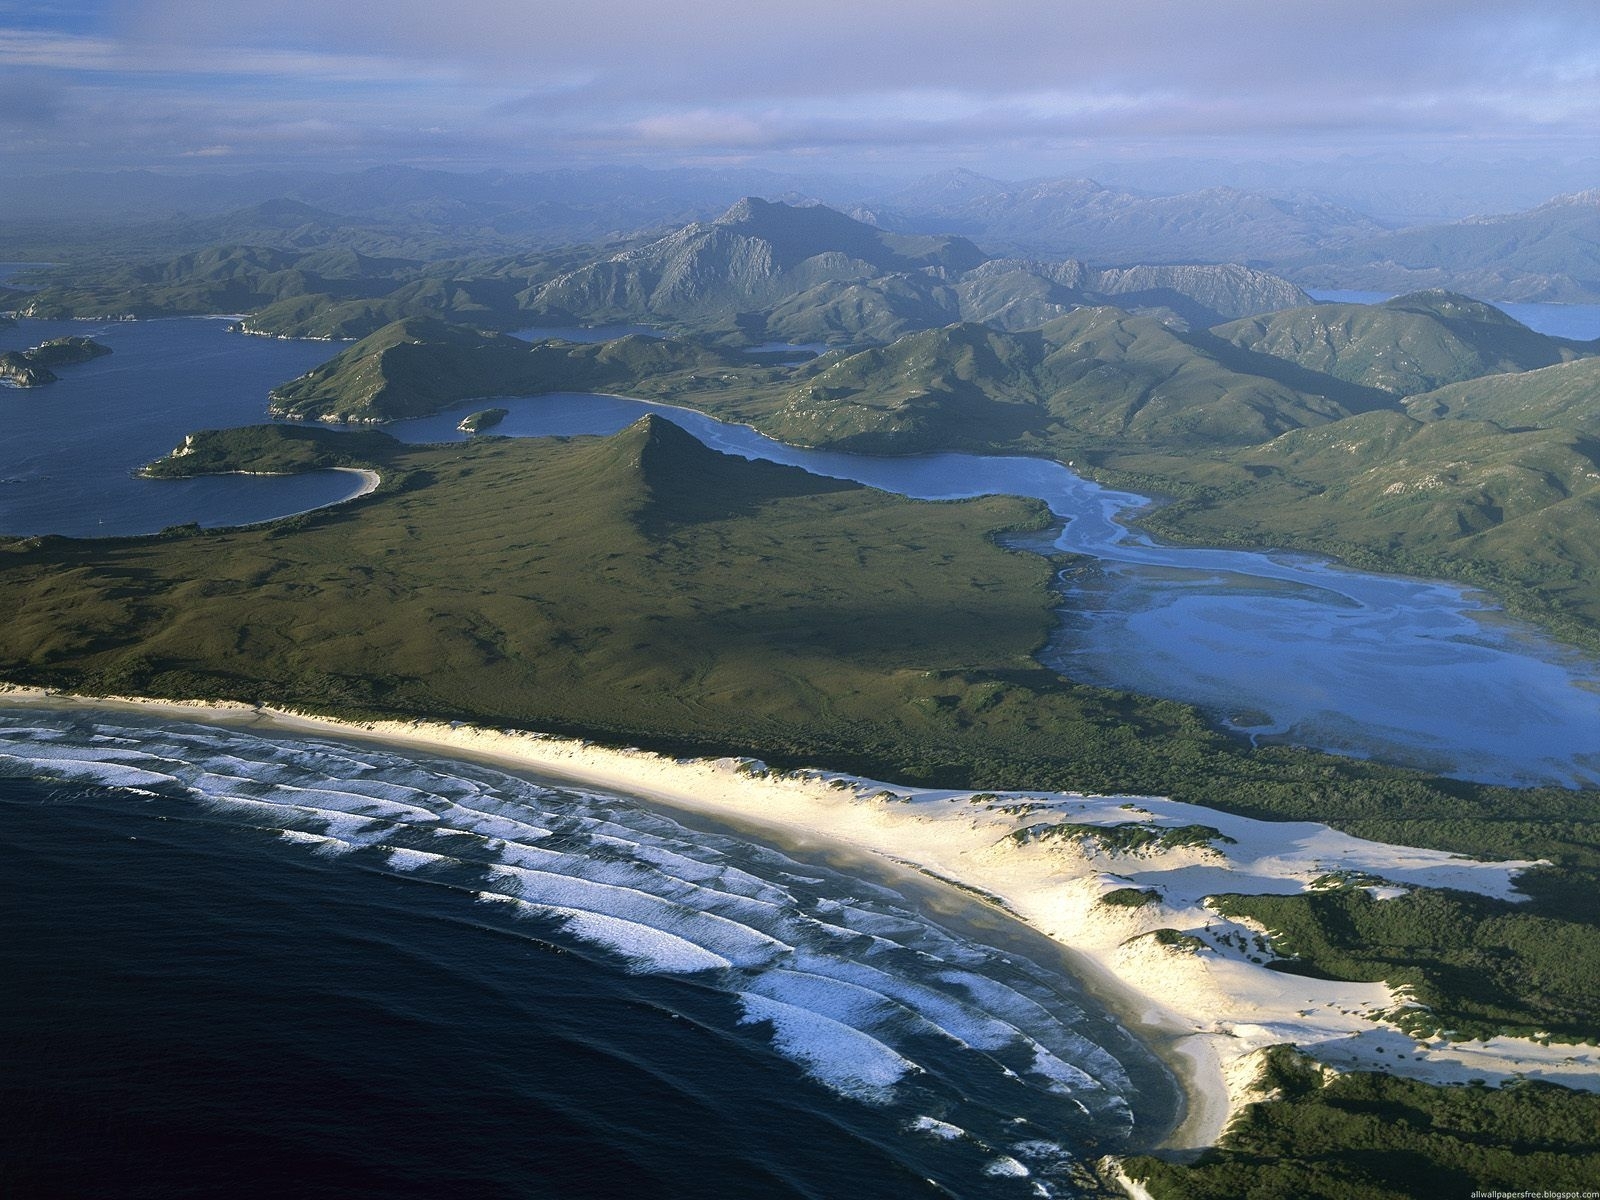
[10,165,1600,306]
[14,198,1315,344]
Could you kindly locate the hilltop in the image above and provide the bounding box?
[747,310,1374,454]
[1213,290,1596,396]
[265,317,752,422]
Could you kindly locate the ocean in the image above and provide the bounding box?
[0,709,1177,1198]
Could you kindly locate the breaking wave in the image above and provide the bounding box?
[0,708,1176,1195]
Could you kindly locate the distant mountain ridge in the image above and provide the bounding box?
[525,197,988,328]
[1282,190,1600,302]
[867,174,1389,264]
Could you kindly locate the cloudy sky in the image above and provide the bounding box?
[4,0,1597,185]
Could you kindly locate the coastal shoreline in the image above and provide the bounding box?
[5,683,1597,1163]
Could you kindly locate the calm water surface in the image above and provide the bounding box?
[0,318,362,535]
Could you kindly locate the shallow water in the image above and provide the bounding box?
[0,709,1176,1197]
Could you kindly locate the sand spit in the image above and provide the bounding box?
[4,684,1597,1152]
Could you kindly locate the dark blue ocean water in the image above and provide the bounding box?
[0,318,362,536]
[0,714,1176,1198]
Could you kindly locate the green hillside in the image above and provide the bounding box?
[1115,408,1600,643]
[746,310,1373,454]
[1287,190,1600,302]
[1214,290,1593,396]
[266,317,757,422]
[1404,355,1600,433]
[0,417,1133,786]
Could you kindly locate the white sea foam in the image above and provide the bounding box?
[195,792,393,847]
[486,864,791,968]
[0,743,156,764]
[530,903,734,974]
[983,1155,1031,1178]
[434,803,553,842]
[1026,1045,1103,1097]
[3,756,178,790]
[736,991,919,1103]
[790,951,1027,1052]
[385,847,450,872]
[0,710,1147,1153]
[908,1115,966,1140]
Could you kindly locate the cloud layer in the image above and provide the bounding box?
[4,1,1597,179]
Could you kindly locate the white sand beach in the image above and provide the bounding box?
[5,684,1597,1153]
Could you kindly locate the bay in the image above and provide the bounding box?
[0,317,365,536]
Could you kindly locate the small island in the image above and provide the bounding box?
[0,336,111,388]
[457,407,509,434]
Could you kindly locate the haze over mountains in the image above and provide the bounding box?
[6,165,1600,304]
[14,197,1315,343]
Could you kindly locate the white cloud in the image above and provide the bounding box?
[5,1,1599,176]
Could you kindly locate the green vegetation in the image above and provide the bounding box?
[1212,290,1593,396]
[141,424,400,479]
[262,290,1600,650]
[265,317,760,421]
[1211,887,1600,1041]
[457,407,508,433]
[1121,1046,1600,1199]
[1011,821,1236,854]
[1099,887,1160,908]
[0,336,110,387]
[1119,404,1600,649]
[276,309,1375,451]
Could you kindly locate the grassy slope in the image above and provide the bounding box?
[0,417,1101,778]
[264,308,1600,650]
[1212,291,1594,396]
[266,317,766,421]
[5,419,1595,864]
